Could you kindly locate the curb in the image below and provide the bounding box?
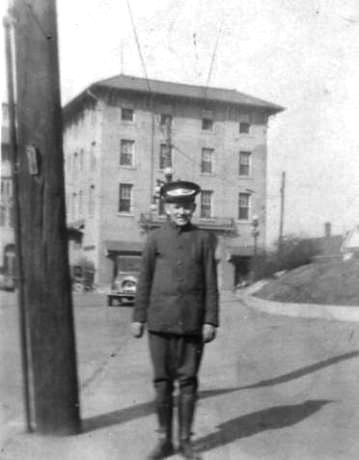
[236,283,359,323]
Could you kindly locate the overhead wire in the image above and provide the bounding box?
[171,5,226,175]
[125,0,151,92]
[205,10,225,89]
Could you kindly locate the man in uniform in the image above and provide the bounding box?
[131,180,219,460]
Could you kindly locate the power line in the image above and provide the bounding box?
[125,0,151,93]
[205,12,224,88]
[172,144,199,168]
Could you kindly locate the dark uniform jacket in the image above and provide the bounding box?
[133,220,219,335]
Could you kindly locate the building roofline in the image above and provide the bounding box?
[63,74,285,119]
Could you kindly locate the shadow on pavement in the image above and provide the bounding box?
[239,350,359,390]
[82,387,242,433]
[81,400,154,433]
[195,399,332,453]
[81,350,355,434]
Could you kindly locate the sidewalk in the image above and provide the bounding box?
[237,282,359,323]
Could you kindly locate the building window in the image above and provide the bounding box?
[160,113,172,128]
[88,185,95,216]
[118,183,133,213]
[239,121,250,134]
[201,148,214,174]
[159,143,172,169]
[239,151,251,176]
[202,117,213,131]
[120,140,135,166]
[0,205,6,226]
[121,108,134,121]
[238,193,250,220]
[200,190,213,218]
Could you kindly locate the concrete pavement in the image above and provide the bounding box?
[1,290,359,459]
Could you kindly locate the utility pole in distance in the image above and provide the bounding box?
[278,171,286,252]
[11,0,80,434]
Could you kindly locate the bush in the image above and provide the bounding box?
[253,235,320,281]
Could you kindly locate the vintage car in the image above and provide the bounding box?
[107,274,138,306]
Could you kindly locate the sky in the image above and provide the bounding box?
[1,0,359,246]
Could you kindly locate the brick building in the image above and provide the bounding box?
[63,75,283,290]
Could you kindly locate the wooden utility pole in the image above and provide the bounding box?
[4,12,33,433]
[10,0,80,435]
[278,171,286,251]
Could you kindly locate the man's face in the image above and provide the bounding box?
[165,201,196,226]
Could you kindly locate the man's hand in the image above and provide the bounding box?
[202,324,216,343]
[131,322,145,338]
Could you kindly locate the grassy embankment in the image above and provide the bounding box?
[254,258,359,306]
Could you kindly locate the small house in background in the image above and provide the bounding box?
[311,222,343,263]
[341,225,359,258]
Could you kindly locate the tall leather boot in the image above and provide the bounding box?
[178,395,202,460]
[148,402,174,460]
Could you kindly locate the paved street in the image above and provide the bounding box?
[1,290,359,459]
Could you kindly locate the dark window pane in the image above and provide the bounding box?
[238,193,250,220]
[122,108,134,121]
[239,122,250,134]
[239,151,251,176]
[202,118,213,130]
[120,140,134,166]
[119,184,132,212]
[201,191,212,218]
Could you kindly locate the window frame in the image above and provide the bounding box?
[0,204,6,227]
[201,117,213,131]
[200,190,213,219]
[121,107,134,122]
[239,121,250,134]
[120,139,135,167]
[201,148,214,174]
[118,183,133,214]
[238,192,251,221]
[239,151,251,176]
